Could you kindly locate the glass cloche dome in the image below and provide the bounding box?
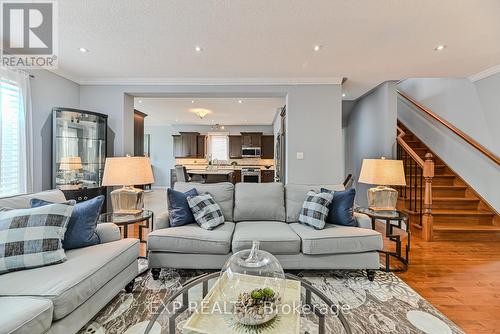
[219,240,286,325]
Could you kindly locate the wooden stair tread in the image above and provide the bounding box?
[431,209,494,216]
[431,185,467,189]
[433,225,500,231]
[405,197,479,202]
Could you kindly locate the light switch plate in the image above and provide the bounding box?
[296,152,304,160]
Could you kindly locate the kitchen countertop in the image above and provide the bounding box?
[186,169,234,175]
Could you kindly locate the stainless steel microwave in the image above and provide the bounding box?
[241,147,261,158]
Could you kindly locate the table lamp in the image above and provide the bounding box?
[358,157,406,211]
[59,156,83,185]
[102,156,154,214]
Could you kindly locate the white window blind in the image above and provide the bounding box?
[208,134,228,161]
[0,78,25,197]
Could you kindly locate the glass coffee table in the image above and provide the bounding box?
[144,272,351,334]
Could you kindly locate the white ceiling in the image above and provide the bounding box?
[56,0,500,99]
[136,97,284,125]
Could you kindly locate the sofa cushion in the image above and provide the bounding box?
[234,183,285,222]
[0,238,139,320]
[148,222,235,254]
[0,297,53,334]
[167,188,198,227]
[187,193,225,230]
[0,190,66,209]
[298,191,334,230]
[285,184,344,223]
[31,195,104,250]
[289,223,383,255]
[321,188,357,227]
[232,221,300,254]
[0,203,74,274]
[174,182,234,222]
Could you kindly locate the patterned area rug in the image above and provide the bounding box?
[79,264,464,334]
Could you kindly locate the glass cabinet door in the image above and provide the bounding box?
[53,109,107,189]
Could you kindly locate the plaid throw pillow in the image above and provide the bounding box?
[298,191,334,229]
[187,193,225,230]
[0,203,74,274]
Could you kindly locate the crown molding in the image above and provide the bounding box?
[47,68,81,84]
[469,64,500,82]
[77,77,343,86]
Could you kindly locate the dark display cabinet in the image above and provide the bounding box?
[52,108,107,210]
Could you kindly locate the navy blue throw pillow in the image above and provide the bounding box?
[168,188,198,227]
[31,195,104,250]
[320,188,357,226]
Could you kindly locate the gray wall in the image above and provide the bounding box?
[345,81,398,206]
[144,125,175,187]
[80,83,344,185]
[28,70,80,191]
[398,77,500,212]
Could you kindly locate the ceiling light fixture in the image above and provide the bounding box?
[211,123,225,131]
[434,45,446,51]
[138,100,143,103]
[195,46,203,52]
[190,108,211,119]
[79,47,89,53]
[342,93,346,98]
[238,100,243,104]
[313,45,322,52]
[191,100,195,104]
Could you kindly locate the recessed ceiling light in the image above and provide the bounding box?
[342,93,346,98]
[313,45,322,52]
[79,47,89,53]
[195,46,203,52]
[138,100,143,103]
[175,119,179,122]
[434,45,446,51]
[238,100,243,104]
[191,100,195,104]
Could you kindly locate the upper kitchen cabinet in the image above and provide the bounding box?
[261,135,274,159]
[229,135,242,158]
[173,132,205,158]
[241,132,262,147]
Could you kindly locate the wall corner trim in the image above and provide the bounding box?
[468,64,500,82]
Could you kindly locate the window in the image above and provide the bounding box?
[0,78,26,197]
[208,133,228,161]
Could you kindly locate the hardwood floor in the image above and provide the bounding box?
[397,236,500,334]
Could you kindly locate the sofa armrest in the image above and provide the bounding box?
[96,223,121,243]
[354,212,372,229]
[154,211,170,230]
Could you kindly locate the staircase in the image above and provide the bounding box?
[397,122,500,241]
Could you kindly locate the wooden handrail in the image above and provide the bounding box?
[397,90,500,166]
[397,126,424,167]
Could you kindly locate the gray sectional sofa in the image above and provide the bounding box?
[0,190,140,334]
[148,182,383,281]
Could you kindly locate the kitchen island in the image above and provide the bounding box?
[187,169,233,183]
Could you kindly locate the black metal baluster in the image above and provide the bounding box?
[409,158,413,211]
[420,167,423,226]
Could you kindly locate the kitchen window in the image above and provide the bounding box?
[208,133,229,161]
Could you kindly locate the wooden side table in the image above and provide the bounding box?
[98,210,153,258]
[355,208,410,272]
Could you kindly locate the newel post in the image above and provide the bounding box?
[422,153,434,241]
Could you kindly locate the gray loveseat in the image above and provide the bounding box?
[148,182,382,281]
[0,190,140,334]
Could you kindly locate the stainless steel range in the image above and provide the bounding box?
[241,168,261,183]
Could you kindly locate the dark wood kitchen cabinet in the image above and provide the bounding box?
[173,132,202,158]
[261,170,275,183]
[261,135,274,159]
[229,135,242,158]
[231,170,242,183]
[241,132,262,147]
[134,110,147,156]
[196,135,206,158]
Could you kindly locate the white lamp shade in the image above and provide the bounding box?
[102,156,154,186]
[59,157,83,171]
[358,158,406,186]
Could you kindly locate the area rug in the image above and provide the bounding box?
[79,265,464,334]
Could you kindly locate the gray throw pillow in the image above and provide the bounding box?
[298,191,334,229]
[187,193,225,230]
[0,203,74,274]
